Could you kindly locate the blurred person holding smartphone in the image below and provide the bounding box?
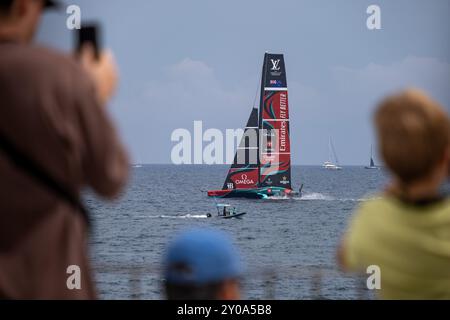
[0,0,128,299]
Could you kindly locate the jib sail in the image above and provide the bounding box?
[222,108,260,190]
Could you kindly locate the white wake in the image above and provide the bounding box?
[139,214,209,219]
[266,192,368,202]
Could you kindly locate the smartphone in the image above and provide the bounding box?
[76,23,101,60]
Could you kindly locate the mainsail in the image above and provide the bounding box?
[368,144,376,168]
[258,53,292,189]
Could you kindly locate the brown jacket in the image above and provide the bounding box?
[0,42,129,299]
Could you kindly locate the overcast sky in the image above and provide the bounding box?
[36,0,450,165]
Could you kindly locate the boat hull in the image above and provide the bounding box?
[222,212,247,219]
[207,187,295,199]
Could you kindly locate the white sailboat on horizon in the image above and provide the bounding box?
[323,137,342,170]
[132,157,143,168]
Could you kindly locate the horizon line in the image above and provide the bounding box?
[131,163,383,167]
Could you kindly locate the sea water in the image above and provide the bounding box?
[86,165,388,299]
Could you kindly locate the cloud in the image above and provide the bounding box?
[134,58,256,163]
[143,58,251,126]
[288,56,450,164]
[331,56,450,109]
[131,56,450,164]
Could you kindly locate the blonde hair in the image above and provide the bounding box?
[375,89,450,183]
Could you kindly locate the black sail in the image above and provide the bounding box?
[222,108,260,190]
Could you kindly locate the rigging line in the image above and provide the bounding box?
[252,71,262,109]
[330,138,340,165]
[328,137,332,163]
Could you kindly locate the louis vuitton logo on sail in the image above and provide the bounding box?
[270,59,281,71]
[270,59,282,76]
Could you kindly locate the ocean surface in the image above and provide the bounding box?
[85,165,389,299]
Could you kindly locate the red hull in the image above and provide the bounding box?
[207,187,295,199]
[207,189,233,197]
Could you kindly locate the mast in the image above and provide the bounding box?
[330,137,340,165]
[328,137,332,163]
[257,53,268,186]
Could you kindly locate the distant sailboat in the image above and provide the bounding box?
[323,137,342,170]
[365,145,379,169]
[132,158,143,168]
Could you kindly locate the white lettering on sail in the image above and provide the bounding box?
[279,93,287,118]
[235,174,255,185]
[280,121,287,152]
[279,93,288,152]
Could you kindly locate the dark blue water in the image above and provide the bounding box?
[86,165,388,299]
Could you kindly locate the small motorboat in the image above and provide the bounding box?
[214,204,246,219]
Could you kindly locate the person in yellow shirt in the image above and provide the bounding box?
[338,89,450,299]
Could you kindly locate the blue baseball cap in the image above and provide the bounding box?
[163,228,243,285]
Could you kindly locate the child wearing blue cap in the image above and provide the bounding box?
[163,228,243,300]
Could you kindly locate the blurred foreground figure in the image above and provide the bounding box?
[0,0,128,298]
[163,228,243,300]
[339,89,450,299]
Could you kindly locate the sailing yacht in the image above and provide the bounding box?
[365,144,379,169]
[207,53,297,199]
[323,137,342,170]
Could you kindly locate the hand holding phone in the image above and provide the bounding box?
[76,23,118,105]
[77,24,101,60]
